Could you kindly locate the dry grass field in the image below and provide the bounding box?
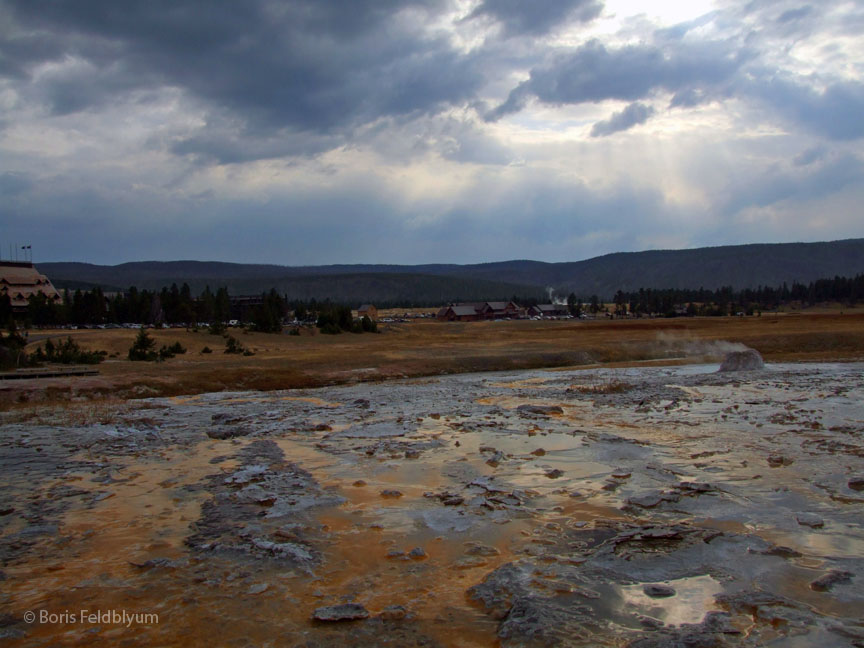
[3,312,863,409]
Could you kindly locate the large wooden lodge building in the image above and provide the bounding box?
[0,261,62,313]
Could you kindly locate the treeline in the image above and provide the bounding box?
[18,284,231,328]
[4,282,378,335]
[6,284,280,330]
[4,273,863,332]
[568,274,864,318]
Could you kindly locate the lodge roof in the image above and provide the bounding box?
[484,301,515,310]
[450,305,478,316]
[0,262,62,308]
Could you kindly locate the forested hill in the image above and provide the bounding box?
[48,272,545,306]
[41,238,864,300]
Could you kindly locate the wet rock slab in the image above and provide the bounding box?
[185,440,341,565]
[796,512,825,528]
[312,603,370,622]
[206,425,252,440]
[718,348,764,372]
[810,570,855,592]
[642,584,676,598]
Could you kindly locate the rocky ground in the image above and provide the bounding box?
[1,361,863,646]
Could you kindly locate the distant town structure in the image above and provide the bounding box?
[228,295,265,322]
[436,304,482,322]
[480,301,520,319]
[0,261,62,313]
[527,304,569,318]
[436,301,522,322]
[357,304,378,321]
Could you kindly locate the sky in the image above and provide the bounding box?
[1,0,863,266]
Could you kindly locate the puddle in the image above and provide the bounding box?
[620,575,724,626]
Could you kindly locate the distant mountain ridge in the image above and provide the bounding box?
[40,238,864,302]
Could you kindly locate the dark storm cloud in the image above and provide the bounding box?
[417,117,515,165]
[2,0,863,267]
[668,88,711,108]
[719,153,864,215]
[777,6,813,23]
[590,102,655,137]
[0,172,31,195]
[723,0,864,42]
[484,0,864,146]
[793,146,827,167]
[466,0,602,36]
[168,123,344,165]
[2,0,482,141]
[27,58,151,116]
[5,0,862,152]
[1,164,672,265]
[750,78,864,140]
[486,39,746,120]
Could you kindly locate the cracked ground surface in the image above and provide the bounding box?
[1,362,863,646]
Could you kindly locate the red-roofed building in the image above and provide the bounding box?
[480,301,520,319]
[437,301,522,321]
[436,304,482,321]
